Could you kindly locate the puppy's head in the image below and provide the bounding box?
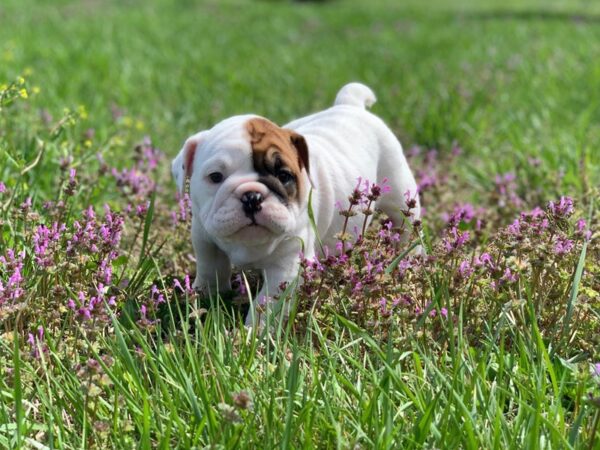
[172,115,310,253]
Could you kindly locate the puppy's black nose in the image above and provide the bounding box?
[241,191,263,217]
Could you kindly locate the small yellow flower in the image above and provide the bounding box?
[17,76,25,85]
[19,88,28,99]
[78,105,88,120]
[23,67,33,76]
[0,84,7,92]
[84,139,92,148]
[32,86,41,95]
[111,136,124,147]
[135,120,145,131]
[164,343,175,353]
[122,116,133,127]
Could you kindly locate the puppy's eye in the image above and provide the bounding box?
[276,170,294,185]
[208,172,224,183]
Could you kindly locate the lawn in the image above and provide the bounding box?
[0,0,599,448]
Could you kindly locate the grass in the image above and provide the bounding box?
[0,0,599,448]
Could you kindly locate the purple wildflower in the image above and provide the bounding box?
[378,297,388,314]
[528,206,545,219]
[553,236,574,255]
[474,252,494,270]
[442,227,470,253]
[233,273,247,295]
[494,172,523,208]
[150,285,165,305]
[501,268,518,284]
[0,249,26,304]
[26,326,47,359]
[368,177,392,200]
[135,202,148,217]
[443,203,476,226]
[170,192,192,226]
[58,156,72,170]
[112,167,155,196]
[458,260,473,279]
[20,197,32,212]
[576,218,592,241]
[507,219,522,237]
[33,222,65,267]
[548,196,574,218]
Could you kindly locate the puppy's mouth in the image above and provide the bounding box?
[223,220,275,243]
[243,219,271,231]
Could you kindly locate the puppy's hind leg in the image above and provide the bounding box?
[375,134,422,248]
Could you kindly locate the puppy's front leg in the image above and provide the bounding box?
[244,259,300,328]
[191,218,232,294]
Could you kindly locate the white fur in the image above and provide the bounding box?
[172,83,420,327]
[334,82,377,108]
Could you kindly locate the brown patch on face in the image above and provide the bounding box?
[246,118,309,203]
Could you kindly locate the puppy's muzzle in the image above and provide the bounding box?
[241,191,263,219]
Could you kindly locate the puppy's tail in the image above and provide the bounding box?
[334,82,377,109]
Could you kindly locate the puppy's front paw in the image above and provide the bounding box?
[192,277,209,297]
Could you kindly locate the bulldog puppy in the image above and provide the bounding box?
[172,83,421,326]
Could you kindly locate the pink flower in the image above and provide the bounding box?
[554,237,574,255]
[501,268,518,284]
[495,172,523,208]
[378,297,387,311]
[507,219,522,237]
[548,196,574,218]
[528,206,545,219]
[233,273,247,295]
[443,203,476,226]
[442,227,470,253]
[576,219,592,241]
[20,197,32,212]
[458,260,473,278]
[474,252,494,270]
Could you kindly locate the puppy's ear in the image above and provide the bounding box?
[290,132,309,175]
[171,133,203,194]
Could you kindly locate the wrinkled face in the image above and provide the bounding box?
[183,115,309,250]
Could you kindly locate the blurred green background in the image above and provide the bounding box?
[1,0,599,191]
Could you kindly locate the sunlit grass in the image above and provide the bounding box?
[0,0,599,448]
